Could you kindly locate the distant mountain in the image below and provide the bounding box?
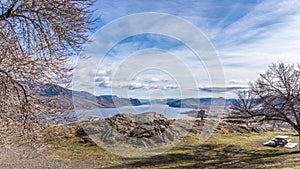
[96,95,141,108]
[168,98,200,108]
[125,97,234,110]
[167,97,233,109]
[30,83,72,97]
[31,83,234,112]
[31,84,142,111]
[138,98,179,105]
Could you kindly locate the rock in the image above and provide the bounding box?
[78,136,97,146]
[75,127,97,146]
[76,112,193,150]
[75,127,87,137]
[106,112,171,139]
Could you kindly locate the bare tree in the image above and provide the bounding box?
[230,63,300,150]
[0,0,95,143]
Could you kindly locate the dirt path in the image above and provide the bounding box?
[0,144,98,169]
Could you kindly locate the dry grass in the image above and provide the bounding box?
[45,130,300,169]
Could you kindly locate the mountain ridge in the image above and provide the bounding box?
[33,84,233,111]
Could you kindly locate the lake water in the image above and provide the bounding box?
[71,104,195,121]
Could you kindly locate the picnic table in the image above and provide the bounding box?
[272,135,291,146]
[264,135,297,148]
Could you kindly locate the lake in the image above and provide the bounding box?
[70,104,195,121]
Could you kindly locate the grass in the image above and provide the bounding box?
[45,131,300,169]
[46,137,122,166]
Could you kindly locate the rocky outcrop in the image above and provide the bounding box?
[106,112,170,138]
[77,112,258,148]
[79,112,193,152]
[216,118,293,134]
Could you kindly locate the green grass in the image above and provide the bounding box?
[46,131,300,169]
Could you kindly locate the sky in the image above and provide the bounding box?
[72,0,300,99]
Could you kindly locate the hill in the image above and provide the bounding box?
[167,97,234,109]
[30,84,142,111]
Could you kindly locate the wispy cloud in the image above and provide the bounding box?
[215,0,300,87]
[75,0,300,98]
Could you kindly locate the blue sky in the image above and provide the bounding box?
[73,0,300,99]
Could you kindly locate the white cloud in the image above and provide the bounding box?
[211,0,300,88]
[73,0,300,98]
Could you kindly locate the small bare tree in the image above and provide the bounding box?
[230,63,300,150]
[0,0,95,143]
